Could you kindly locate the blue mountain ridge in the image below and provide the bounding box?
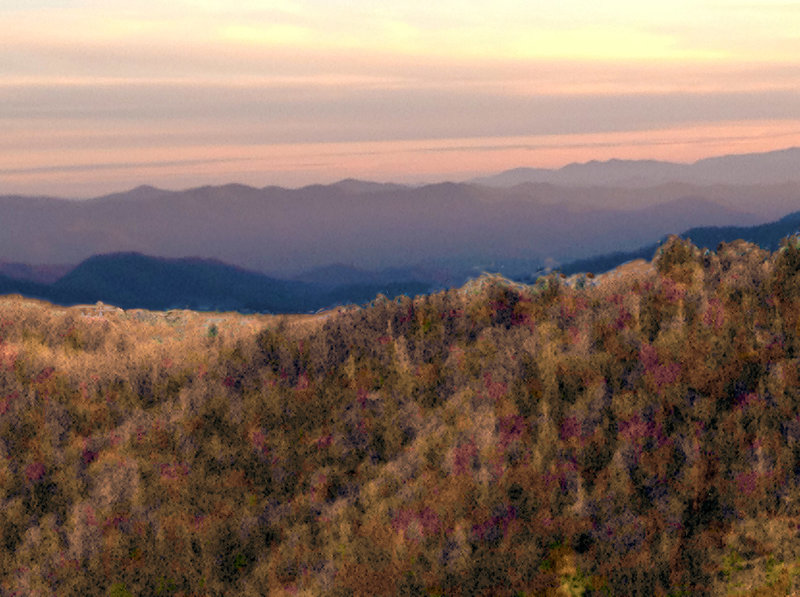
[0,253,431,313]
[545,209,800,279]
[2,208,800,313]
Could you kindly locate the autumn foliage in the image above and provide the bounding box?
[4,236,800,595]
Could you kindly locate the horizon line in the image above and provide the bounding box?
[3,144,798,201]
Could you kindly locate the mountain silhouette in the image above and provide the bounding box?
[0,178,767,277]
[472,147,800,188]
[549,209,800,278]
[3,148,799,293]
[4,206,800,312]
[49,253,312,312]
[0,253,433,313]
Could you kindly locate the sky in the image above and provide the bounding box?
[2,0,800,197]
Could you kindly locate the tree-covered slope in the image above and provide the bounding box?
[3,237,800,594]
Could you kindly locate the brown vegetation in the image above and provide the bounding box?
[3,236,800,595]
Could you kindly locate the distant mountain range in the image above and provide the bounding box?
[0,178,782,277]
[2,204,800,313]
[2,147,799,310]
[0,261,72,284]
[472,146,800,188]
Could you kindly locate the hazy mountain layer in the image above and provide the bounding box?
[5,204,800,313]
[473,146,800,188]
[0,262,72,284]
[0,181,766,277]
[553,208,800,278]
[3,195,800,314]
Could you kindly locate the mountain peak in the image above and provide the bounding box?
[130,184,162,193]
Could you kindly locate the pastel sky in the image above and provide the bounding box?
[2,0,800,197]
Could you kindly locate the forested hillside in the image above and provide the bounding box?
[4,236,800,595]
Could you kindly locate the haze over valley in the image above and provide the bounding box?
[1,147,798,312]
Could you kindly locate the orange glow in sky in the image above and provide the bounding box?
[2,0,800,196]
